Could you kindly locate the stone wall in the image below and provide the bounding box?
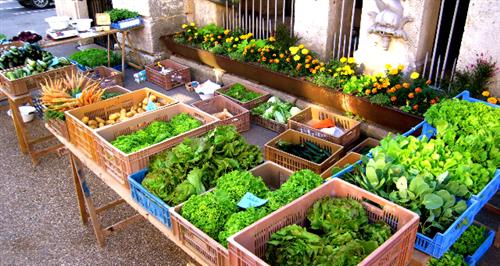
[54,0,89,18]
[457,0,500,96]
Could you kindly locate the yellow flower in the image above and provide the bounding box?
[347,57,355,64]
[190,22,195,26]
[210,37,215,41]
[410,72,420,80]
[298,44,304,49]
[385,64,392,70]
[487,97,498,104]
[289,46,300,55]
[320,67,326,72]
[293,55,301,61]
[235,37,239,42]
[301,49,309,55]
[340,57,347,63]
[305,64,310,69]
[269,36,276,42]
[482,91,490,97]
[224,29,230,35]
[398,64,405,71]
[182,24,188,29]
[389,68,399,75]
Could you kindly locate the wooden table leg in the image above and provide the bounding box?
[107,34,111,67]
[120,31,126,74]
[8,98,28,154]
[70,154,88,225]
[70,154,106,247]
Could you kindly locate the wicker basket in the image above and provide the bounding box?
[288,106,361,146]
[170,162,294,266]
[350,137,380,155]
[320,151,362,179]
[215,83,271,110]
[45,118,69,139]
[65,88,177,163]
[94,103,218,185]
[84,66,123,88]
[146,59,191,90]
[251,114,287,133]
[192,95,250,133]
[228,178,419,266]
[0,64,77,96]
[264,129,344,174]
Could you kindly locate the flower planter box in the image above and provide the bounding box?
[0,64,76,96]
[146,59,191,90]
[84,66,123,88]
[228,178,420,266]
[169,162,294,266]
[288,106,361,146]
[161,35,423,133]
[215,82,271,110]
[110,17,143,30]
[93,103,216,185]
[264,129,344,174]
[65,88,177,163]
[191,95,250,133]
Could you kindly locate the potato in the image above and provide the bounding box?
[88,120,98,126]
[137,108,145,113]
[126,111,134,117]
[99,122,105,128]
[130,110,137,116]
[89,125,97,129]
[109,113,120,121]
[105,120,115,125]
[142,98,149,105]
[82,116,90,124]
[130,105,137,111]
[149,95,157,102]
[95,117,105,124]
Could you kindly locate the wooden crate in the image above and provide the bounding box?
[350,137,380,155]
[84,66,123,88]
[264,129,344,174]
[0,41,24,51]
[215,83,271,110]
[45,118,69,140]
[191,95,250,133]
[288,106,361,146]
[320,151,362,179]
[65,88,177,162]
[170,162,294,266]
[146,59,191,90]
[251,114,287,133]
[103,84,130,96]
[94,103,218,185]
[0,64,77,96]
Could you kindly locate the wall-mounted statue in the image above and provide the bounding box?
[368,0,413,50]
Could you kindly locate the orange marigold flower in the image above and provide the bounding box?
[365,89,371,95]
[426,79,432,85]
[279,54,285,58]
[262,57,267,61]
[372,88,378,94]
[408,93,415,99]
[415,87,422,93]
[430,99,436,104]
[391,96,397,102]
[413,104,419,110]
[395,84,402,90]
[305,64,310,69]
[274,59,280,64]
[403,82,410,89]
[487,97,498,104]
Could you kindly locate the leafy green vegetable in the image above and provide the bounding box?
[266,224,323,266]
[43,109,65,121]
[451,224,487,256]
[266,169,323,212]
[107,8,139,23]
[69,48,121,68]
[143,126,262,205]
[111,113,201,154]
[181,190,237,239]
[221,83,262,102]
[276,140,331,164]
[308,198,368,233]
[428,251,466,266]
[216,170,269,203]
[101,91,122,100]
[251,96,301,124]
[218,208,267,247]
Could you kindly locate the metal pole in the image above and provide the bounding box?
[422,52,429,78]
[429,0,446,82]
[274,0,278,32]
[347,0,356,57]
[337,0,346,60]
[440,0,460,82]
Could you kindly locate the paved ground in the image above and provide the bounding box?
[0,1,498,265]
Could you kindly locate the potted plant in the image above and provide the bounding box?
[107,8,142,30]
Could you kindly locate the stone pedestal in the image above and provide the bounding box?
[355,0,440,74]
[457,0,500,96]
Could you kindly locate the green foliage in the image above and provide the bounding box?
[111,114,201,154]
[266,169,323,212]
[221,83,262,102]
[143,126,262,205]
[69,48,121,68]
[369,93,391,106]
[273,23,300,51]
[342,75,373,96]
[0,34,6,41]
[444,56,497,98]
[43,109,65,121]
[266,198,393,266]
[451,224,487,256]
[218,208,267,247]
[216,170,270,203]
[251,96,301,124]
[428,251,466,266]
[107,8,139,23]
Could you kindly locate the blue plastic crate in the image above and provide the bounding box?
[465,229,495,266]
[111,17,143,30]
[455,90,499,108]
[128,168,172,228]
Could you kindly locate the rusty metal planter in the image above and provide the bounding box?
[161,35,423,133]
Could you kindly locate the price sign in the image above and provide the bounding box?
[237,192,268,209]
